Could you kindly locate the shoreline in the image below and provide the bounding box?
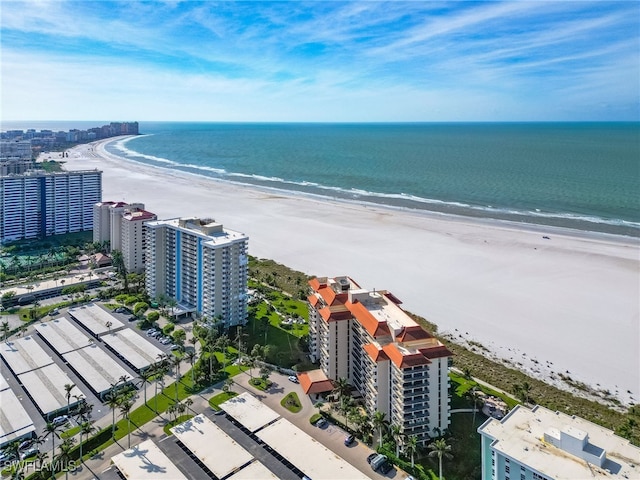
[53,137,640,407]
[109,133,640,238]
[104,135,638,245]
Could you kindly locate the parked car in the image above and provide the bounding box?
[370,454,388,471]
[366,453,378,464]
[160,337,171,345]
[315,418,328,428]
[379,461,393,474]
[52,415,68,426]
[128,315,137,322]
[344,434,354,446]
[20,448,38,460]
[115,307,125,313]
[48,309,59,316]
[18,439,33,450]
[146,328,156,335]
[288,375,299,383]
[0,450,16,463]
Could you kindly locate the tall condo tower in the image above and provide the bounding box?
[145,217,249,327]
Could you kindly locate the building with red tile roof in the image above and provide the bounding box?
[308,276,453,445]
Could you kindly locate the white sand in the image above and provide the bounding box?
[57,138,640,406]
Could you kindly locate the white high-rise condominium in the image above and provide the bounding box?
[1,170,101,243]
[307,276,453,445]
[93,201,155,273]
[145,217,249,327]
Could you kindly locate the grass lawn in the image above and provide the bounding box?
[281,392,302,413]
[163,415,194,435]
[208,391,238,410]
[244,316,306,369]
[60,425,81,439]
[249,377,271,391]
[450,372,519,409]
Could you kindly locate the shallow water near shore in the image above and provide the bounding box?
[106,122,640,237]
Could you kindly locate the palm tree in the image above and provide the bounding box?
[215,334,230,374]
[428,438,453,480]
[64,383,75,413]
[119,398,133,448]
[372,411,389,448]
[105,391,121,439]
[138,368,154,407]
[391,424,404,457]
[467,386,480,430]
[332,377,350,406]
[41,422,62,480]
[172,355,182,402]
[153,361,170,412]
[78,420,96,463]
[406,434,419,468]
[184,397,194,414]
[1,321,10,342]
[185,350,197,385]
[56,437,76,480]
[514,381,532,404]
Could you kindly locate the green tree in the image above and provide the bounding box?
[119,397,134,448]
[78,420,96,463]
[41,421,62,480]
[1,321,10,342]
[406,434,419,468]
[428,438,453,480]
[56,437,76,480]
[372,411,389,448]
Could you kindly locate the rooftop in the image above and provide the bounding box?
[0,335,54,375]
[111,440,188,480]
[219,392,280,433]
[479,405,640,479]
[17,363,84,415]
[101,329,163,371]
[62,344,133,396]
[68,304,125,337]
[145,217,248,246]
[171,415,253,479]
[35,317,93,354]
[256,418,369,480]
[0,388,34,446]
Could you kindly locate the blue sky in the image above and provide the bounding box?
[1,1,638,121]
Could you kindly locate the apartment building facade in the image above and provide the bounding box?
[308,276,452,445]
[145,217,249,327]
[93,201,155,273]
[478,404,640,480]
[1,170,101,243]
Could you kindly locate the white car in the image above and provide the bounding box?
[288,375,298,383]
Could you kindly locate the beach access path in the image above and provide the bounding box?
[57,139,639,406]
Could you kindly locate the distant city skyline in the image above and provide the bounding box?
[1,1,638,122]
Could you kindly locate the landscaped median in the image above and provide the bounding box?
[280,392,302,413]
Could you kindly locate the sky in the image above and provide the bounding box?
[1,1,638,122]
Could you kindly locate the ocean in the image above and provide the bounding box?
[103,122,639,237]
[4,121,638,236]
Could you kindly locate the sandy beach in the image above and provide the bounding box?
[55,137,639,406]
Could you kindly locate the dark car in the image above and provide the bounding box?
[379,461,394,474]
[344,434,354,446]
[315,418,328,428]
[366,453,378,464]
[128,315,137,322]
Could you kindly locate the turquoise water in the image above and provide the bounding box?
[106,122,639,236]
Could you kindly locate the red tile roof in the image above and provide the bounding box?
[318,307,352,322]
[363,343,389,362]
[348,301,390,337]
[396,325,434,343]
[298,370,335,395]
[419,344,454,359]
[382,343,432,369]
[308,295,320,307]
